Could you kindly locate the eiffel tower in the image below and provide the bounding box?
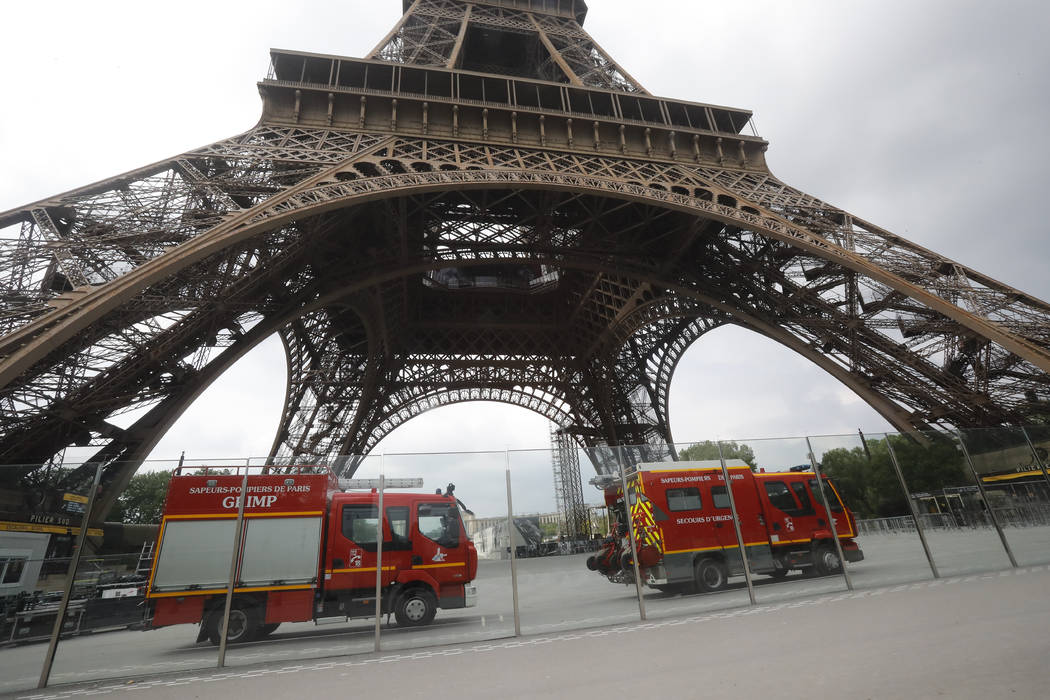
[1,0,1049,515]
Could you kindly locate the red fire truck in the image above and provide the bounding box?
[146,467,478,643]
[587,460,863,592]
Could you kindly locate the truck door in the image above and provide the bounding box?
[806,478,852,538]
[761,480,813,545]
[412,501,470,585]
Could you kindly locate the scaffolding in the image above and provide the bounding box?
[550,428,589,538]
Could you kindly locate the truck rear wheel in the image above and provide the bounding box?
[694,557,728,592]
[394,588,437,627]
[206,600,260,645]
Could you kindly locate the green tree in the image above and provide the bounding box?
[678,440,757,470]
[111,470,172,524]
[819,433,970,519]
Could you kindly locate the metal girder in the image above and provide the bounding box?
[1,0,1049,514]
[369,0,646,91]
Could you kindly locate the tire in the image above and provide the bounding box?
[813,544,842,576]
[694,557,728,593]
[586,555,599,571]
[206,600,260,645]
[394,588,437,627]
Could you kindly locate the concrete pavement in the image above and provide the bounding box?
[11,565,1050,700]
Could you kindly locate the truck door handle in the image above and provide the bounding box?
[333,558,344,568]
[714,523,723,529]
[411,555,423,565]
[773,523,781,531]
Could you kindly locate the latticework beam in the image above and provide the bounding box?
[0,0,1048,513]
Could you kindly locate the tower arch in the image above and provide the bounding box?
[0,0,1048,512]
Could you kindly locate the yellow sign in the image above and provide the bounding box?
[63,492,89,504]
[0,520,103,537]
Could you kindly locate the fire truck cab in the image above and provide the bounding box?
[146,467,478,644]
[589,460,863,592]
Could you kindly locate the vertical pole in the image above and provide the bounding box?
[955,430,1018,568]
[39,462,104,688]
[217,462,250,668]
[374,466,385,652]
[881,433,940,578]
[615,448,647,621]
[716,442,756,605]
[1020,426,1050,493]
[806,437,854,591]
[504,452,520,636]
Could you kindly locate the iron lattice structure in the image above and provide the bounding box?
[550,427,587,538]
[1,0,1050,515]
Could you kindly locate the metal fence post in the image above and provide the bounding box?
[374,467,385,652]
[504,452,521,636]
[38,462,104,688]
[615,447,647,621]
[806,437,854,591]
[954,430,1018,568]
[716,441,756,605]
[881,433,940,579]
[1020,426,1050,493]
[217,462,250,668]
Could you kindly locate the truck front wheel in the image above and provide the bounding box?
[694,557,728,592]
[813,544,842,576]
[394,588,437,627]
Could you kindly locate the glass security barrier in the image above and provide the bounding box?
[655,437,852,614]
[49,459,228,687]
[612,440,755,620]
[809,432,938,588]
[366,450,515,654]
[958,427,1050,567]
[0,554,67,694]
[6,427,1046,690]
[218,451,514,666]
[216,454,383,668]
[510,447,643,635]
[889,431,1015,577]
[0,460,91,692]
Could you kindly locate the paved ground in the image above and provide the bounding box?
[8,564,1050,700]
[6,525,1047,694]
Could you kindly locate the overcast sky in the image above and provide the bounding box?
[2,1,1048,515]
